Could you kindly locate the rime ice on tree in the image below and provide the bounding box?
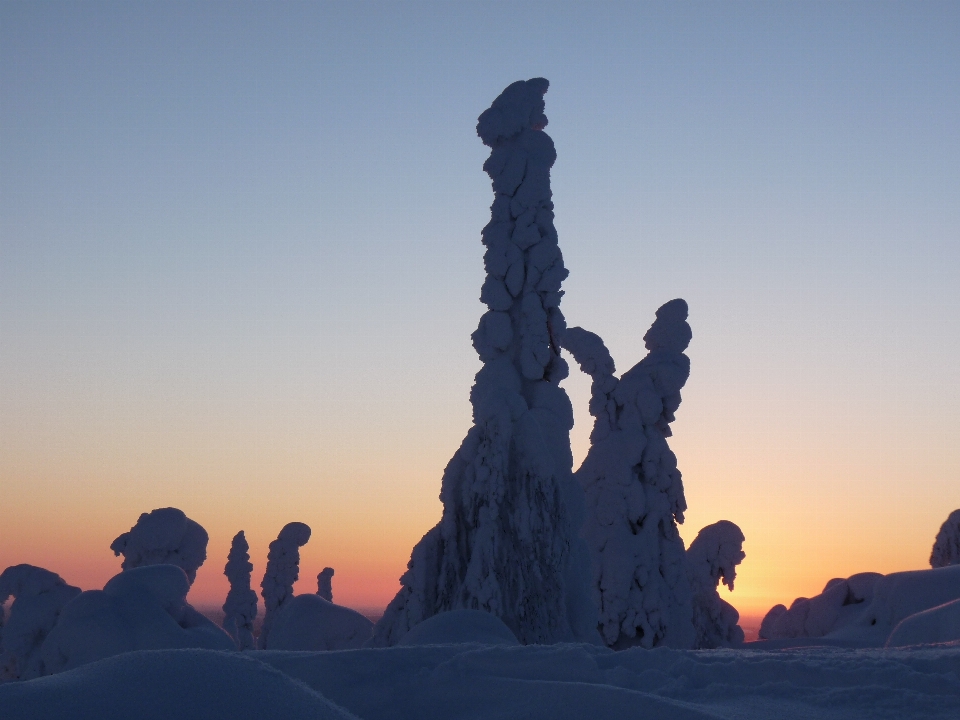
[259,522,311,650]
[686,520,746,648]
[0,565,80,681]
[110,507,209,585]
[222,531,258,650]
[563,300,695,648]
[371,78,596,646]
[930,509,960,568]
[317,568,334,602]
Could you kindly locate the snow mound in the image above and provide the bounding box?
[0,565,81,680]
[686,521,746,648]
[0,648,358,720]
[759,565,960,646]
[886,597,960,647]
[110,507,209,584]
[931,509,960,568]
[398,609,519,646]
[267,595,372,651]
[37,565,234,674]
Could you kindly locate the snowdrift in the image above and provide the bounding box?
[267,594,373,651]
[760,565,960,647]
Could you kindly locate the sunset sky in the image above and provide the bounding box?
[2,1,959,618]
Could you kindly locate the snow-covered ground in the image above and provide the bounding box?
[2,641,958,720]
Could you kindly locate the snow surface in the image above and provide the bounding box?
[259,522,311,650]
[36,565,235,674]
[110,507,209,584]
[267,594,373,651]
[564,300,700,649]
[0,565,81,680]
[397,609,519,646]
[931,509,960,568]
[222,531,258,650]
[371,78,597,647]
[887,596,960,647]
[2,642,958,720]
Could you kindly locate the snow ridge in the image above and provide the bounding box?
[370,78,596,646]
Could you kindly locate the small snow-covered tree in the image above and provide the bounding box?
[110,507,208,584]
[564,300,695,648]
[222,531,258,650]
[0,565,80,681]
[317,568,334,602]
[370,78,596,647]
[930,509,960,568]
[686,520,746,648]
[259,522,311,649]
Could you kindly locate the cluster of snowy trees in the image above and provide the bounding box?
[0,510,370,681]
[3,79,959,680]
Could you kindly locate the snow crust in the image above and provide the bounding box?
[371,79,597,647]
[564,300,697,648]
[268,595,373,651]
[759,565,960,647]
[0,565,81,681]
[110,507,209,584]
[222,531,258,650]
[931,509,960,568]
[686,521,746,648]
[397,609,519,646]
[36,565,235,674]
[259,522,312,649]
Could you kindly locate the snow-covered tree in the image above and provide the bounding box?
[222,531,258,650]
[564,299,695,648]
[686,520,746,648]
[317,568,334,602]
[259,522,311,649]
[370,78,596,647]
[110,507,208,584]
[0,565,80,681]
[930,509,960,568]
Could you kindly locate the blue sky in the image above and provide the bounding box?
[2,1,959,609]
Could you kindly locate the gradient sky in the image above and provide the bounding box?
[2,1,959,617]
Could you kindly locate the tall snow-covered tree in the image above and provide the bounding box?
[317,568,334,602]
[930,509,960,568]
[110,507,208,585]
[0,565,80,681]
[222,531,258,650]
[370,78,596,646]
[686,520,746,648]
[259,522,311,650]
[563,299,695,648]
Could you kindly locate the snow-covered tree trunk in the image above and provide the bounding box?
[110,507,208,585]
[930,509,960,568]
[259,522,311,650]
[564,299,696,648]
[686,520,746,648]
[317,568,334,602]
[370,78,597,647]
[0,565,80,681]
[222,531,258,650]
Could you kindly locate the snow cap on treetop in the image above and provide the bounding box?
[476,78,549,146]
